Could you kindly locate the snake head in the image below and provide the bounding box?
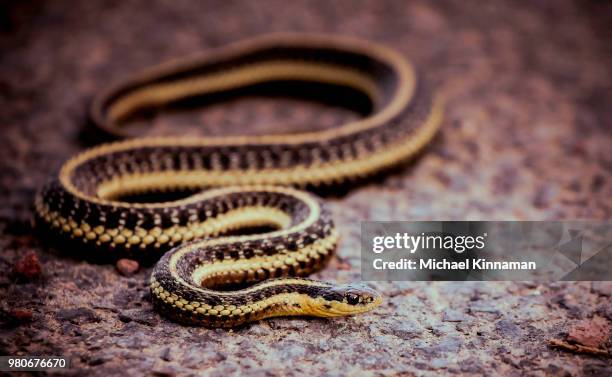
[310,283,383,317]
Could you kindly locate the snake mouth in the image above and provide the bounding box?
[372,293,384,308]
[311,299,382,317]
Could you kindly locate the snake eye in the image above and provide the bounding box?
[346,294,360,305]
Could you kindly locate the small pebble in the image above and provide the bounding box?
[13,252,42,280]
[8,309,33,323]
[160,347,172,362]
[567,316,610,349]
[116,258,139,276]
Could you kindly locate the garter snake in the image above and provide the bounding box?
[35,33,443,327]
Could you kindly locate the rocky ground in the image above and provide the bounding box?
[1,1,611,376]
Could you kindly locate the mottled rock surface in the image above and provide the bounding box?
[1,1,611,376]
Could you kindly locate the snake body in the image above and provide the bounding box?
[35,34,442,327]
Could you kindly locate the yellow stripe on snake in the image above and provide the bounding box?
[35,33,443,327]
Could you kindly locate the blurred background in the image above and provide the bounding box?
[1,1,611,375]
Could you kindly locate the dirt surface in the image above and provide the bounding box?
[1,1,611,376]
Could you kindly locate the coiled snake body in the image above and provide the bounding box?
[35,34,443,327]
